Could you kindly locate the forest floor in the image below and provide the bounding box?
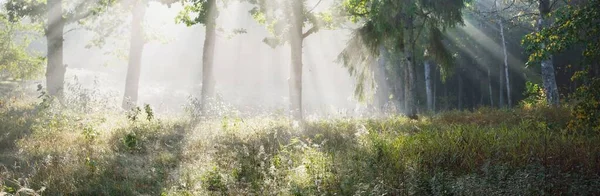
[1,92,600,195]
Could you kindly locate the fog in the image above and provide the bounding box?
[52,1,364,117]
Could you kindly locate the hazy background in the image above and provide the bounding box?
[22,1,367,117]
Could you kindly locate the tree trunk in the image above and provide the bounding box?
[538,0,560,106]
[199,0,218,113]
[488,65,493,107]
[458,71,463,110]
[374,45,389,112]
[498,66,504,108]
[46,0,66,97]
[497,0,512,107]
[396,56,405,112]
[424,60,433,112]
[433,66,437,112]
[122,0,147,109]
[289,0,304,120]
[404,17,417,118]
[444,82,449,111]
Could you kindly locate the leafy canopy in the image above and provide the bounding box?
[523,0,600,66]
[338,0,469,100]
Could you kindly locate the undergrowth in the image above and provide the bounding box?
[1,95,600,195]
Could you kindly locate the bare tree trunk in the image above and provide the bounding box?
[404,17,417,118]
[444,82,449,111]
[538,0,560,106]
[289,0,304,121]
[396,56,405,112]
[199,0,218,113]
[122,0,147,109]
[488,65,493,107]
[499,66,504,108]
[496,0,512,107]
[46,0,66,97]
[374,45,390,112]
[424,60,433,112]
[458,71,463,110]
[433,66,437,112]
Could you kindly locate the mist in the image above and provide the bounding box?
[52,1,362,117]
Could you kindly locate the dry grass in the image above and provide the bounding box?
[1,98,600,195]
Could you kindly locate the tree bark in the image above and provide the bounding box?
[433,66,437,112]
[374,45,389,112]
[199,0,218,113]
[396,55,405,112]
[488,65,493,107]
[498,65,504,108]
[46,0,66,97]
[458,70,463,110]
[424,60,433,112]
[496,0,512,107]
[404,16,417,118]
[289,0,304,120]
[498,16,512,107]
[538,0,560,106]
[122,0,147,109]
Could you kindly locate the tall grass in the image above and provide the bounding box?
[1,97,600,195]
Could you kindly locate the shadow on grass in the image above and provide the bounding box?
[0,103,39,164]
[71,120,192,195]
[204,118,600,195]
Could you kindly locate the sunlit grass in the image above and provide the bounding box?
[1,96,599,195]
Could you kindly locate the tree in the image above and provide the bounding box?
[244,0,336,120]
[524,0,599,83]
[339,0,466,117]
[495,0,512,107]
[6,0,117,97]
[0,13,44,80]
[524,0,600,131]
[177,0,220,114]
[121,0,177,109]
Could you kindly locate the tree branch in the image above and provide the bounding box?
[302,26,319,39]
[307,0,323,14]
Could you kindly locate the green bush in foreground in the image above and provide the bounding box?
[1,99,600,195]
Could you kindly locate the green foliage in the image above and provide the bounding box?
[144,104,154,121]
[176,0,218,27]
[0,14,44,80]
[338,0,468,100]
[201,166,228,194]
[5,0,118,23]
[523,0,600,65]
[123,132,139,151]
[520,81,546,107]
[568,70,600,133]
[244,0,340,48]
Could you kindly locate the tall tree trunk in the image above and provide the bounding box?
[496,0,512,107]
[488,65,493,107]
[538,0,560,106]
[122,0,147,109]
[458,71,463,110]
[396,56,405,112]
[444,81,449,111]
[199,0,218,113]
[289,0,304,120]
[46,0,66,97]
[404,17,417,118]
[498,66,504,108]
[374,45,389,112]
[433,66,437,112]
[424,60,433,112]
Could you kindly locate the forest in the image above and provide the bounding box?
[1,0,599,195]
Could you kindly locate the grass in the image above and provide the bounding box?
[1,96,600,195]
